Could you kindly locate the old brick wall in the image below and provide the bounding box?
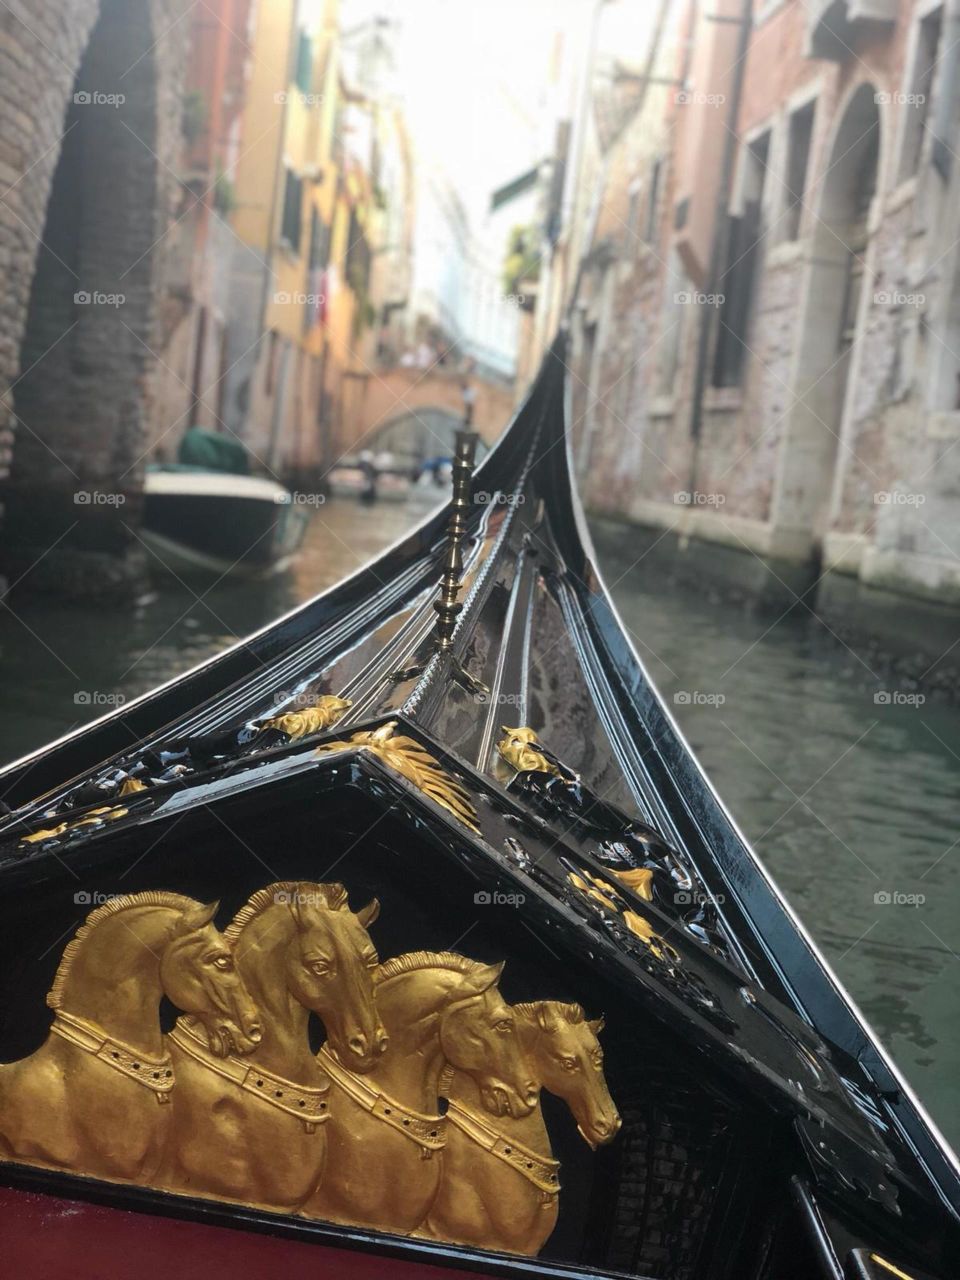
[574,0,960,601]
[0,0,191,593]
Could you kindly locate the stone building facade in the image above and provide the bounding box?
[0,0,192,592]
[533,0,960,609]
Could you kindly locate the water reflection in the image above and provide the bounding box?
[594,524,960,1151]
[0,498,430,764]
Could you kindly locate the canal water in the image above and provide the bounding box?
[0,497,957,1150]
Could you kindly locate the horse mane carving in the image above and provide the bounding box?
[47,890,199,1010]
[513,1001,586,1025]
[224,881,349,942]
[376,951,487,982]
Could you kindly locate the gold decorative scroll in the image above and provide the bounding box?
[261,694,352,741]
[19,804,129,845]
[0,881,618,1258]
[316,721,480,832]
[568,870,679,962]
[497,726,560,776]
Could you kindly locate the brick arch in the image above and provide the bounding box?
[363,407,466,463]
[335,365,516,466]
[0,0,189,593]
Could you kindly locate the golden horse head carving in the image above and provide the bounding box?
[436,967,537,1120]
[515,1001,620,1148]
[159,911,262,1058]
[304,951,535,1236]
[46,892,261,1056]
[0,891,262,1182]
[225,882,387,1072]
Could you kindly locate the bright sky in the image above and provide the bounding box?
[341,0,567,208]
[340,0,656,227]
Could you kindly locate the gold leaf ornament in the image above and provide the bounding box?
[567,870,678,963]
[316,722,479,832]
[496,726,560,776]
[262,695,353,742]
[612,867,655,901]
[20,806,129,845]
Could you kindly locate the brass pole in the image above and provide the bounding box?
[433,429,477,652]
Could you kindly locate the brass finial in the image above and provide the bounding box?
[391,429,487,693]
[434,430,477,653]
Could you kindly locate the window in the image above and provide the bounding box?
[625,178,642,245]
[712,131,770,387]
[644,158,662,243]
[899,4,943,179]
[308,207,331,272]
[295,30,313,95]
[345,210,371,296]
[656,252,689,396]
[783,101,815,241]
[280,168,303,251]
[265,330,279,395]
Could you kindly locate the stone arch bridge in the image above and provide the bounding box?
[334,364,516,463]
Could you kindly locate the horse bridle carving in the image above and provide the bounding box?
[50,1010,175,1105]
[445,1099,561,1198]
[318,1045,446,1158]
[169,1018,330,1134]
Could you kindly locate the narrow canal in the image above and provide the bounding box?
[1,498,957,1150]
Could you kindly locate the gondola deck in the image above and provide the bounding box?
[0,338,955,1280]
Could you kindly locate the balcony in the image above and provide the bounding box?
[806,0,897,61]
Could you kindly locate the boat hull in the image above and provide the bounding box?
[142,471,309,578]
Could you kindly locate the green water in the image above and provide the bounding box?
[0,498,957,1151]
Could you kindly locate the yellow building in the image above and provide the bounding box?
[223,0,383,479]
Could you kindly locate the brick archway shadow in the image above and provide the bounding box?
[1,0,182,596]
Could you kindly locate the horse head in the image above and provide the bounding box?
[437,962,537,1120]
[519,1001,620,1148]
[280,883,387,1072]
[160,900,263,1057]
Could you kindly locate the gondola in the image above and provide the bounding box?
[0,334,955,1280]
